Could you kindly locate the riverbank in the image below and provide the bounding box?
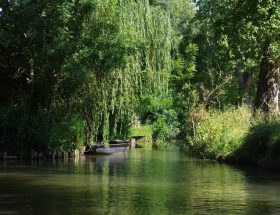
[0,149,83,160]
[186,107,280,170]
[223,120,280,170]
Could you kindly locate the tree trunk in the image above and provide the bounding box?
[254,49,280,114]
[238,71,251,106]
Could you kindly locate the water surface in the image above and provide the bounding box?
[0,148,280,215]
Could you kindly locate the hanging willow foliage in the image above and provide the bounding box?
[58,0,182,145]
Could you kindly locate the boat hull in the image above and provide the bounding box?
[96,143,129,154]
[84,142,130,155]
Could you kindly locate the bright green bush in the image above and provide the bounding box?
[187,106,252,159]
[137,95,180,141]
[152,118,171,140]
[130,125,152,138]
[129,125,153,147]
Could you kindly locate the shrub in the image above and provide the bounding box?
[0,106,84,153]
[137,95,179,141]
[152,118,170,140]
[49,115,84,151]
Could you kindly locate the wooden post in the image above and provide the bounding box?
[38,152,43,160]
[31,150,40,160]
[130,138,136,148]
[52,151,56,160]
[3,152,7,160]
[74,149,79,158]
[63,151,68,160]
[31,149,35,160]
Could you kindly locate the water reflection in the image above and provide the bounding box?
[0,149,280,214]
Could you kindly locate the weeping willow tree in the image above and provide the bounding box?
[58,0,180,145]
[0,0,194,152]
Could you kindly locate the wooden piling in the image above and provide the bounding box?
[63,151,68,160]
[130,138,136,148]
[74,149,79,158]
[3,152,7,160]
[38,152,43,160]
[52,151,56,160]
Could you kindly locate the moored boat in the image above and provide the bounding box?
[84,140,130,155]
[110,139,131,144]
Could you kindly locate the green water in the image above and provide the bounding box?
[0,148,280,215]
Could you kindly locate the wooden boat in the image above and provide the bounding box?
[110,139,131,144]
[84,140,130,155]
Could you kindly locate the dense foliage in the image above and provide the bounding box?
[1,0,280,166]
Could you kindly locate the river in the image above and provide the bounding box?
[0,147,280,215]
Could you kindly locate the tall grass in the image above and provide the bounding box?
[230,120,280,170]
[187,106,280,170]
[187,106,252,159]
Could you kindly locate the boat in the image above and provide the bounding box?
[84,140,130,155]
[110,139,131,144]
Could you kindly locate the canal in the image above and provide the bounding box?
[0,148,280,214]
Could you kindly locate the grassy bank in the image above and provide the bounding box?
[227,120,280,170]
[129,125,153,148]
[129,125,176,149]
[186,107,280,170]
[186,107,252,159]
